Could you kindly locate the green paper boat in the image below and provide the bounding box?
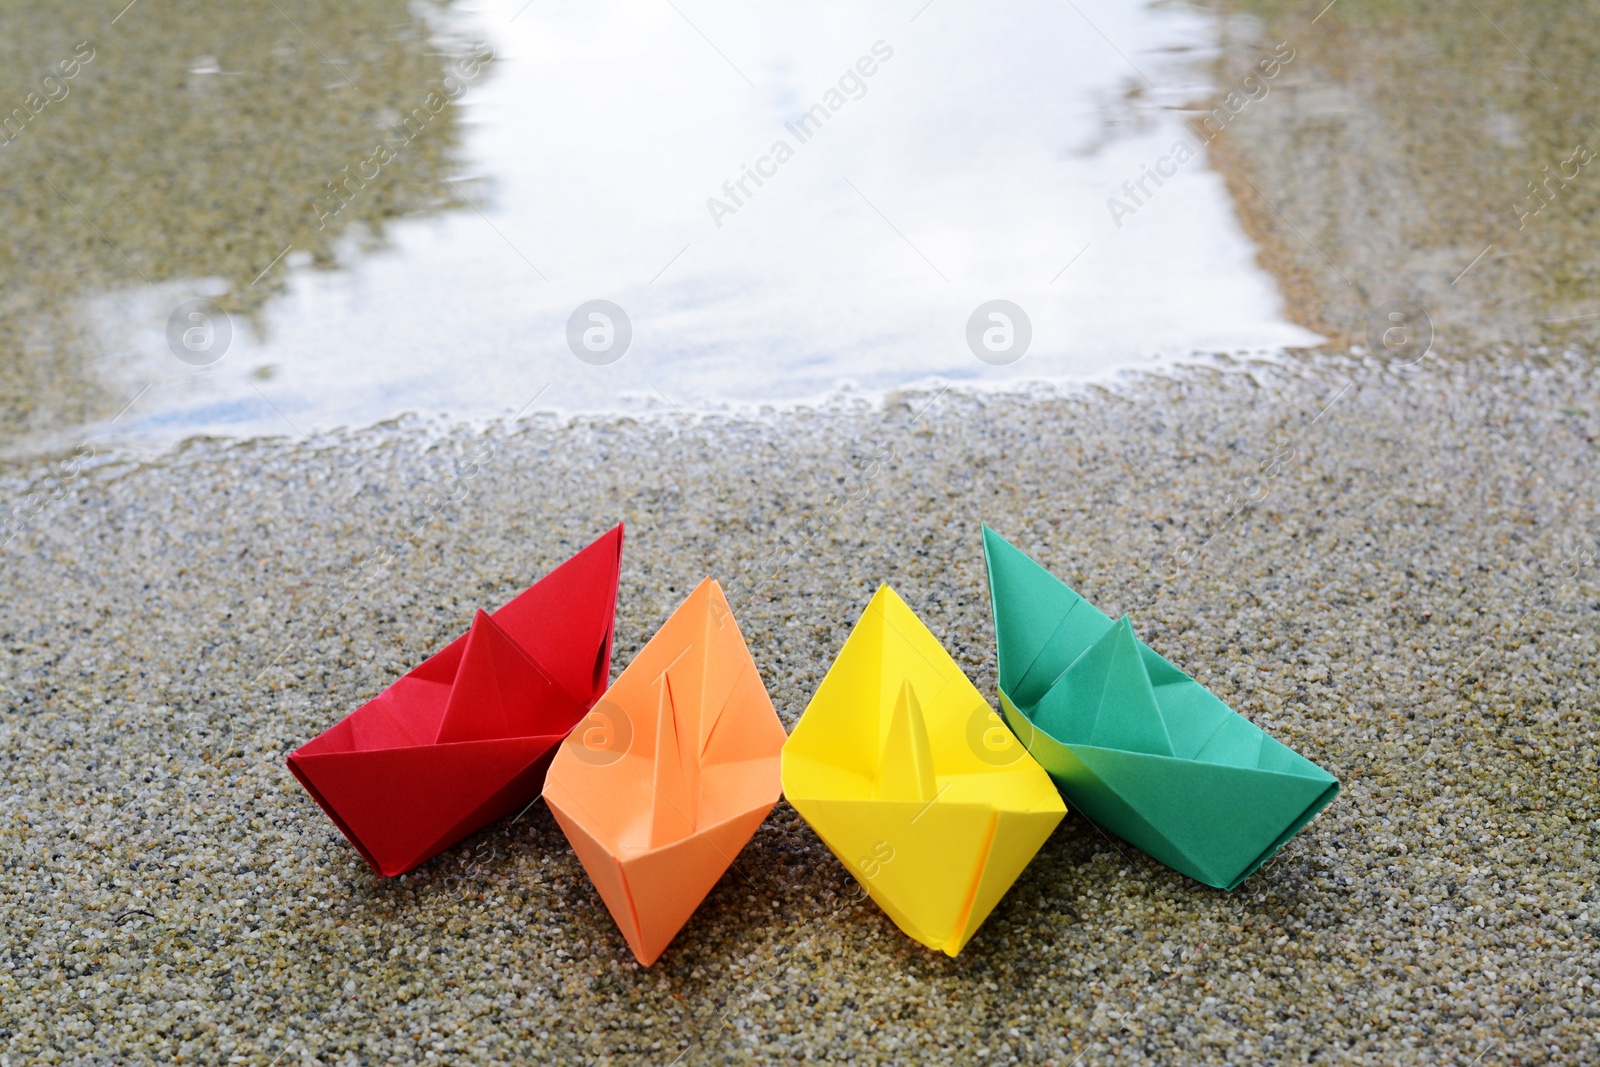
[981,526,1339,890]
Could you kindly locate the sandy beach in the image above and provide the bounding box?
[3,348,1597,1063]
[3,0,1599,1063]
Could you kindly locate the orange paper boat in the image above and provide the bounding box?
[544,578,785,965]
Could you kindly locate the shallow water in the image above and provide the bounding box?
[2,0,1317,453]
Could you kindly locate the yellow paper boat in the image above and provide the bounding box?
[781,585,1066,956]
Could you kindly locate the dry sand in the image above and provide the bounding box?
[2,349,1597,1064]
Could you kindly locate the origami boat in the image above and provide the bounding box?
[782,585,1066,956]
[544,577,786,966]
[286,525,624,877]
[981,526,1339,890]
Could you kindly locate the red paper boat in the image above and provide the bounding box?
[286,525,624,877]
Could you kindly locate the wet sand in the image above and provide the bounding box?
[3,350,1598,1064]
[1202,0,1600,350]
[0,1,473,451]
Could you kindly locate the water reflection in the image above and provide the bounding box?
[3,0,1324,455]
[0,1,483,454]
[1206,0,1600,351]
